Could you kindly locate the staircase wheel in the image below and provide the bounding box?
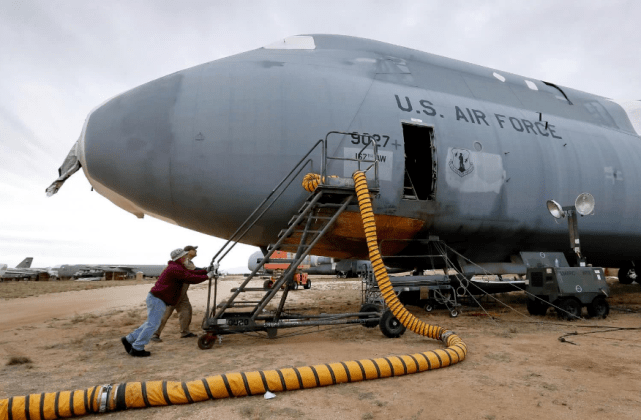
[379,309,406,338]
[198,334,216,350]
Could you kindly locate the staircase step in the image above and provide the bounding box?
[278,229,292,238]
[217,301,264,308]
[316,203,345,208]
[231,287,275,292]
[298,201,313,214]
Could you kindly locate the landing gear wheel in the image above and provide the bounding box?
[379,309,406,338]
[263,279,273,289]
[424,300,434,312]
[359,303,380,328]
[557,298,582,321]
[527,298,548,316]
[198,334,217,350]
[618,263,637,284]
[587,296,610,319]
[304,280,311,289]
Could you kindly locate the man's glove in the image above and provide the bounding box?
[207,262,220,279]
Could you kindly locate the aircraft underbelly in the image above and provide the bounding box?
[282,211,426,260]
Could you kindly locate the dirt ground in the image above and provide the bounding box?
[1,275,641,420]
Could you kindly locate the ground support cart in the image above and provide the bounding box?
[362,272,460,318]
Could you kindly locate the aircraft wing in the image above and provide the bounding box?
[98,265,136,273]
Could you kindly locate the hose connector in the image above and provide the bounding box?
[440,330,456,345]
[98,384,114,413]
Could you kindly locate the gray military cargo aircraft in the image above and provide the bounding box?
[47,35,641,284]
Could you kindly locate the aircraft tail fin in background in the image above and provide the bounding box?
[0,264,7,276]
[16,258,33,268]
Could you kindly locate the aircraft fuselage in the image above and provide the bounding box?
[65,35,641,269]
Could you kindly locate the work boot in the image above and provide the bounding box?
[129,348,151,357]
[149,335,162,342]
[181,332,197,338]
[121,337,132,353]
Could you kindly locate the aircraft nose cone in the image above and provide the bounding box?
[81,73,184,220]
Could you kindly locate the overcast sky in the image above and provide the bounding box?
[1,0,639,271]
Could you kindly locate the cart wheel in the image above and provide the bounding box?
[526,298,549,316]
[263,279,273,289]
[304,280,311,289]
[198,334,217,350]
[449,309,459,318]
[557,298,582,321]
[379,309,406,338]
[587,296,609,319]
[359,303,380,328]
[424,301,434,312]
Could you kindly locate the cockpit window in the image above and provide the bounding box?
[611,99,641,136]
[263,36,316,50]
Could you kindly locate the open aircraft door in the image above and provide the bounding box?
[401,123,437,201]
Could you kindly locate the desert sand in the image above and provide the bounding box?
[1,275,640,420]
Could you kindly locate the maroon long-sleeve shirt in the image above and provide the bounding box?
[150,260,208,305]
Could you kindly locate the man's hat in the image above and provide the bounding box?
[184,245,198,251]
[170,248,188,261]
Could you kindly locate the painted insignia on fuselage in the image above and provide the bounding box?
[448,148,474,177]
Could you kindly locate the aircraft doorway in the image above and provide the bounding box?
[402,123,436,200]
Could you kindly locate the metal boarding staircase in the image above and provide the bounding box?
[200,131,381,341]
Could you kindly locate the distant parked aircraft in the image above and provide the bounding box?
[0,259,167,281]
[0,258,59,280]
[56,264,166,279]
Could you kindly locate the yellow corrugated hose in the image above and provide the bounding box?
[0,171,466,420]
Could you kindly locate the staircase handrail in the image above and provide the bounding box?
[208,139,325,269]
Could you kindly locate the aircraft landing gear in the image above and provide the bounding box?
[618,262,638,284]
